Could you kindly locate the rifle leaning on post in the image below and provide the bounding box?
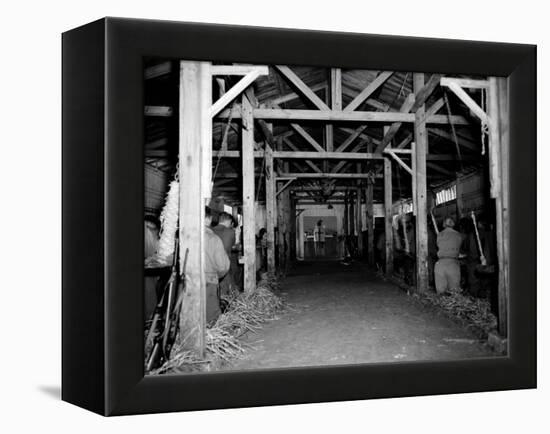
[145,234,186,372]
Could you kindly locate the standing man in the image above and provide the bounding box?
[204,207,230,323]
[434,217,463,295]
[212,212,237,301]
[314,219,326,256]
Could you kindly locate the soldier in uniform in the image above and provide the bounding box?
[204,207,230,323]
[212,212,237,302]
[434,217,464,295]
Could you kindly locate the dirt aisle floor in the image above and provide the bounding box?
[227,261,496,371]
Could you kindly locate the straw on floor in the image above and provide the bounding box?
[150,274,283,374]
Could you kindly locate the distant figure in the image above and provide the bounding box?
[434,217,463,295]
[256,228,267,274]
[375,231,386,271]
[213,212,237,300]
[204,207,230,323]
[314,219,326,256]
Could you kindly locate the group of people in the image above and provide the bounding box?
[376,213,497,299]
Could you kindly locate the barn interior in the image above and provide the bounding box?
[143,60,510,372]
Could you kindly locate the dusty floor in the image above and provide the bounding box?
[225,261,496,371]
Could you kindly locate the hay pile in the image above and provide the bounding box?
[413,290,497,339]
[150,274,283,375]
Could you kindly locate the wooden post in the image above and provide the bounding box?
[289,197,297,261]
[178,61,210,355]
[265,144,276,273]
[489,77,509,336]
[326,68,342,172]
[356,185,363,258]
[284,188,292,266]
[414,73,429,293]
[242,94,256,293]
[366,178,375,267]
[384,157,394,275]
[349,191,355,240]
[343,192,349,240]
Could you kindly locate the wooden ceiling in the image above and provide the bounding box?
[144,60,487,206]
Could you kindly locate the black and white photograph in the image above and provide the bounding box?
[2,0,545,429]
[143,61,510,374]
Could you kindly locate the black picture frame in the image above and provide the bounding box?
[62,17,536,416]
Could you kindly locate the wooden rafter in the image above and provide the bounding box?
[290,124,325,152]
[210,67,268,117]
[211,65,269,76]
[427,162,453,176]
[269,83,327,107]
[376,74,441,152]
[344,71,394,112]
[335,125,368,152]
[376,94,416,151]
[441,78,488,123]
[282,138,322,172]
[274,65,330,110]
[428,128,478,151]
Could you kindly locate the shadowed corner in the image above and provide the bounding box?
[38,385,61,400]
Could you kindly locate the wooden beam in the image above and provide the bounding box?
[366,162,374,266]
[216,108,469,125]
[349,190,355,240]
[411,74,442,112]
[376,94,416,151]
[488,77,508,336]
[290,124,325,152]
[241,95,256,293]
[145,61,171,79]
[282,138,322,172]
[385,149,413,175]
[291,185,380,192]
[213,150,384,160]
[177,61,207,355]
[210,69,266,117]
[497,76,509,338]
[384,157,393,275]
[276,178,296,197]
[339,127,381,145]
[277,151,383,160]
[331,68,343,110]
[211,65,269,75]
[442,80,489,124]
[265,144,276,273]
[414,73,429,293]
[278,173,383,179]
[396,132,413,149]
[335,125,368,152]
[274,65,330,111]
[427,154,480,161]
[427,162,454,176]
[344,71,394,112]
[268,83,326,106]
[326,68,342,170]
[144,105,173,117]
[422,97,445,122]
[428,128,479,152]
[440,77,489,89]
